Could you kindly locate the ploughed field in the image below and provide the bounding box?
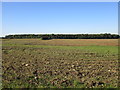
[2,39,119,88]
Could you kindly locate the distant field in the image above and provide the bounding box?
[2,39,118,46]
[2,39,119,88]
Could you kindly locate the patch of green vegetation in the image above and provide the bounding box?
[73,80,85,88]
[3,43,118,55]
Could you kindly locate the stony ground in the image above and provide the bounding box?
[2,39,119,88]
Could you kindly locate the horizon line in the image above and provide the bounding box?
[1,32,119,37]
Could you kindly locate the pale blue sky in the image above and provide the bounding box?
[2,2,118,36]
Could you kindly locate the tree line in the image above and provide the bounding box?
[2,33,120,40]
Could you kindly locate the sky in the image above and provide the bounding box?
[2,2,118,36]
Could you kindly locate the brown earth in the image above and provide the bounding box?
[2,39,119,88]
[3,39,118,46]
